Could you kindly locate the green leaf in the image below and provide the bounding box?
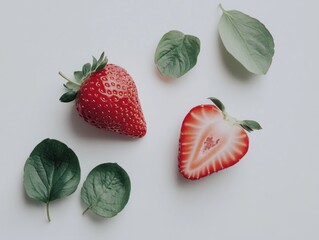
[218,5,275,74]
[97,52,105,65]
[64,82,80,91]
[74,71,83,82]
[208,97,225,112]
[96,58,108,71]
[96,61,107,71]
[154,30,200,78]
[59,90,77,102]
[91,56,98,71]
[23,139,81,221]
[95,52,108,71]
[82,63,91,76]
[241,120,262,131]
[240,123,253,132]
[81,163,131,218]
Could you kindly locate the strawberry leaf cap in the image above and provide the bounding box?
[60,90,78,102]
[76,52,107,83]
[207,97,225,111]
[240,120,262,132]
[59,52,108,103]
[208,97,262,132]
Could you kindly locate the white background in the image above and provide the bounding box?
[0,0,318,239]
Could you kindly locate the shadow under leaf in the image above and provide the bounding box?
[217,34,257,82]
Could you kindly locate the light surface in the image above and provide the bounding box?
[0,0,317,239]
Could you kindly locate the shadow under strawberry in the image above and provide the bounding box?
[68,107,137,142]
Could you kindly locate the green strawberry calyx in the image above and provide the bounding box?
[59,52,108,102]
[207,97,262,132]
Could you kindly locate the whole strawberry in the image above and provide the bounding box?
[59,52,147,138]
[178,98,261,180]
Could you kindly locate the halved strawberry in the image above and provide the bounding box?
[178,98,261,180]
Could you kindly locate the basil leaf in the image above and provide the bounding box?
[23,138,81,221]
[218,5,275,75]
[81,163,131,218]
[154,30,200,78]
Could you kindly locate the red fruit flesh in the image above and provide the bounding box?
[178,104,249,180]
[76,64,146,138]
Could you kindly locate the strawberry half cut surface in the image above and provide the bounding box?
[59,52,147,138]
[178,98,261,180]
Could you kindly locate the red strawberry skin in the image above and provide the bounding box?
[178,104,249,180]
[76,64,147,138]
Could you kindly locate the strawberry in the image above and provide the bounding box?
[178,98,261,180]
[59,52,147,138]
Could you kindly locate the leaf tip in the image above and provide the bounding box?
[59,91,77,103]
[241,120,262,132]
[207,97,225,112]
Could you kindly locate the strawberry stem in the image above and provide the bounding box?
[58,71,81,86]
[223,111,239,125]
[208,97,261,132]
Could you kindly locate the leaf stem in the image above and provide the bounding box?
[223,111,239,125]
[219,3,226,12]
[46,202,51,222]
[58,71,81,86]
[82,207,90,215]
